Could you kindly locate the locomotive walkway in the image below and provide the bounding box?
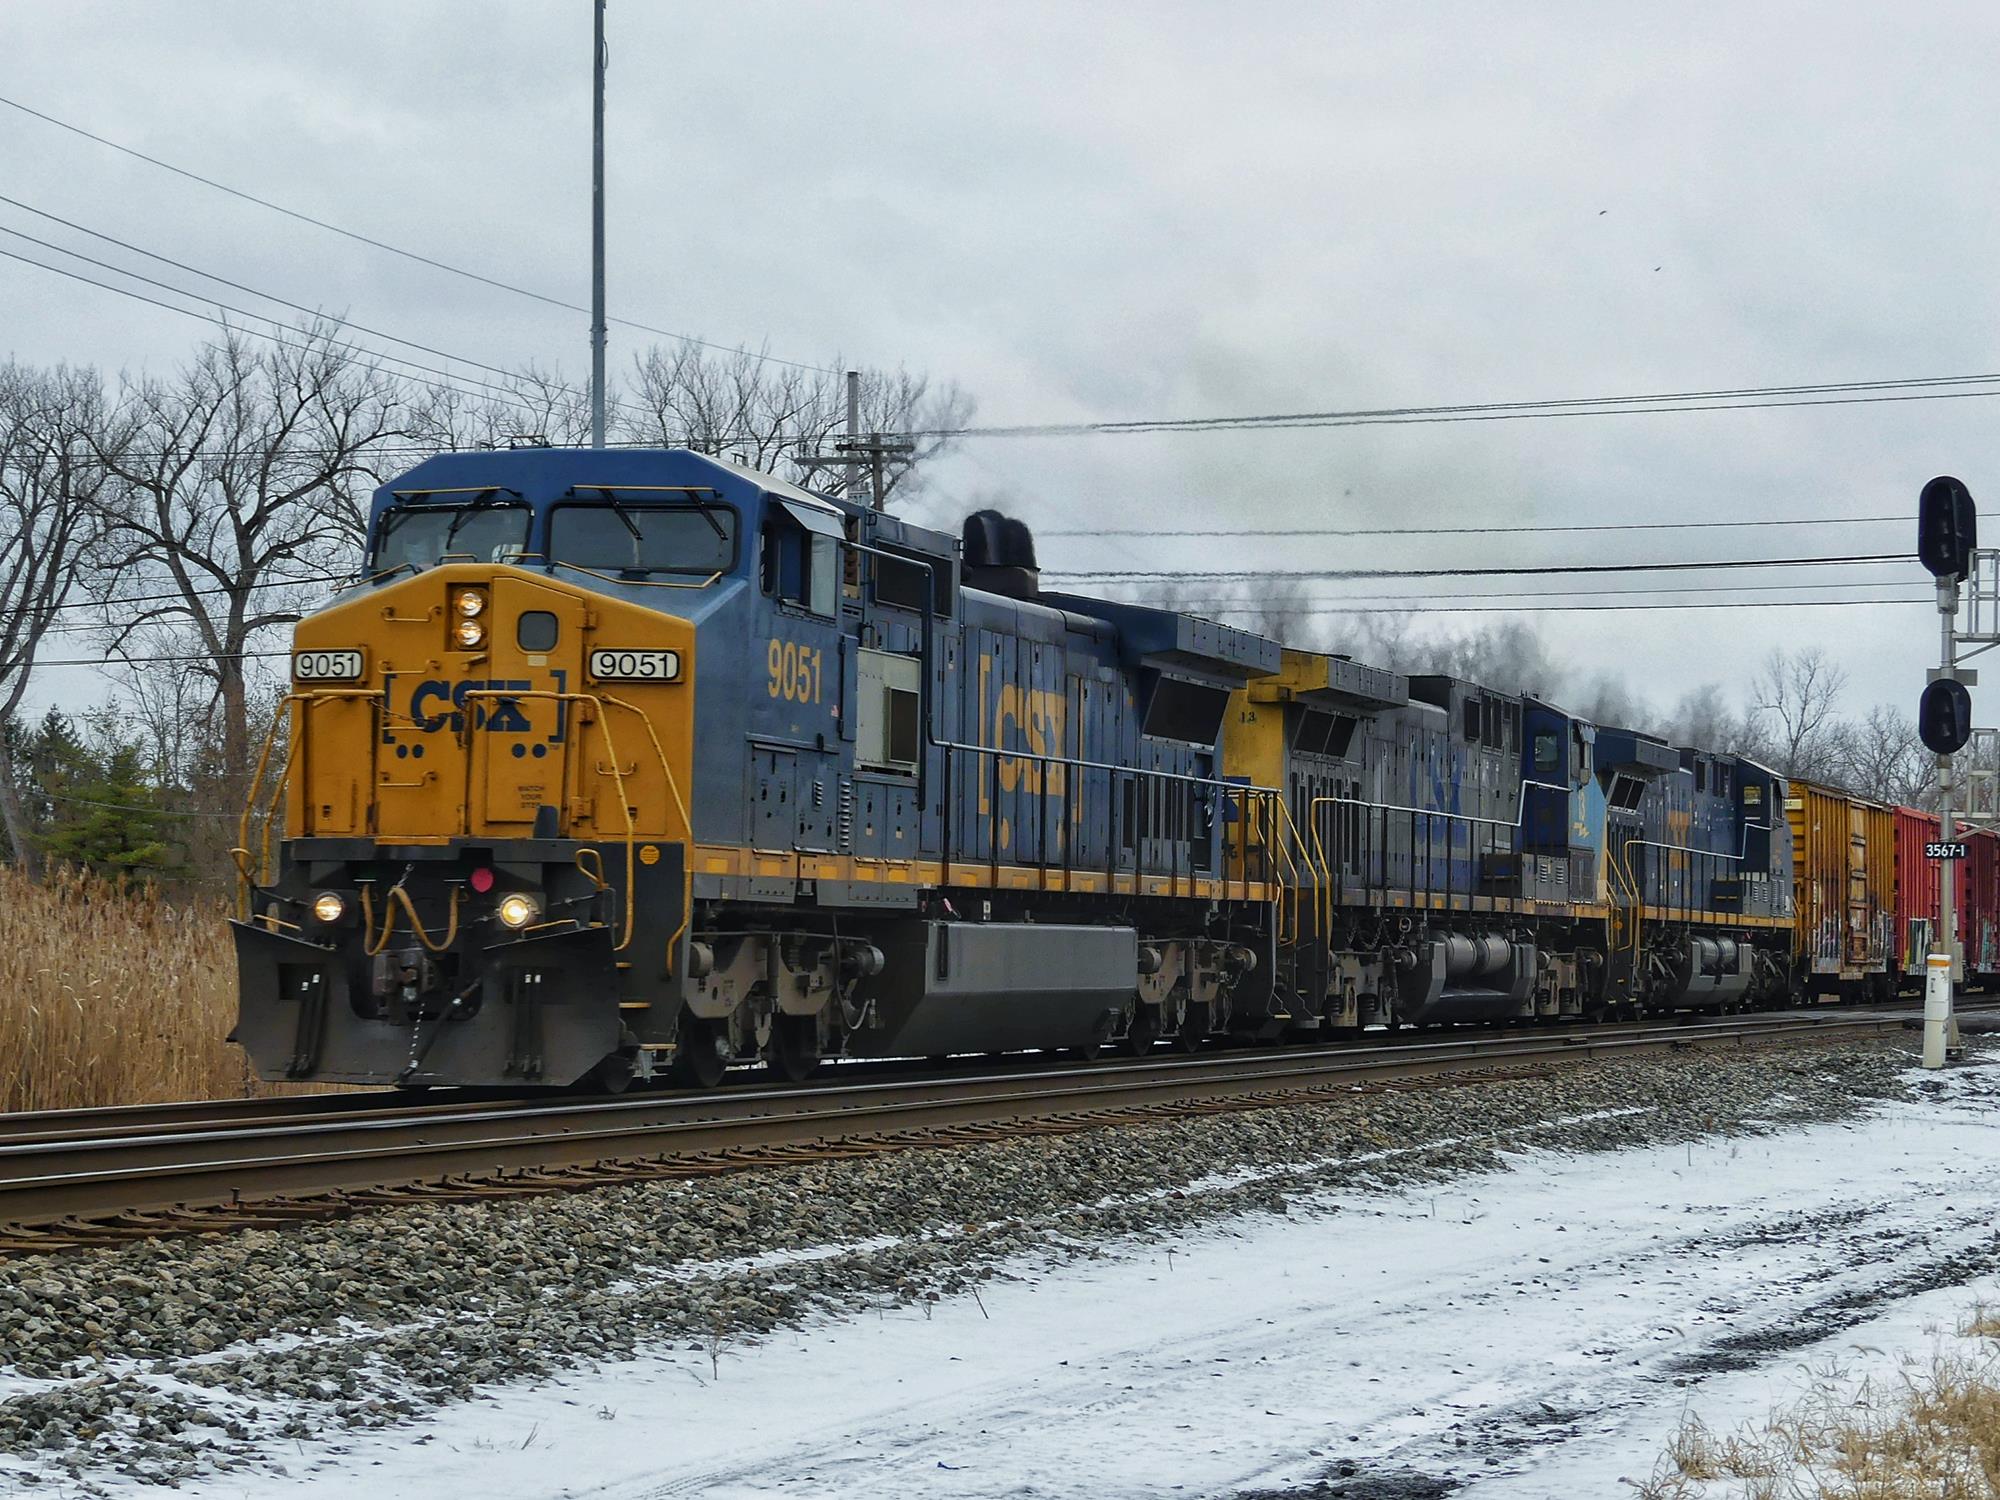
[0,1008,1956,1253]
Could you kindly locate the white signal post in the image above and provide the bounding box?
[1919,474,1988,1070]
[1929,569,1962,1069]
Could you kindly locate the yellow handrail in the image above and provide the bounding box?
[1269,797,1308,947]
[1608,836,1643,972]
[234,688,384,917]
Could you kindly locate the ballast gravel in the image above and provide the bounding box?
[0,1038,1927,1488]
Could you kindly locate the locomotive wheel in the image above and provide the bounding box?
[1120,1004,1162,1056]
[587,1053,635,1094]
[670,1014,728,1089]
[1173,1002,1211,1053]
[768,1013,821,1084]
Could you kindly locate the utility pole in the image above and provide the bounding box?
[845,370,862,500]
[834,431,917,510]
[796,373,917,509]
[589,0,608,449]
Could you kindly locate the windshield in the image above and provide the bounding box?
[548,503,737,576]
[373,503,532,573]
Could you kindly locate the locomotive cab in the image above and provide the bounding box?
[232,448,776,1089]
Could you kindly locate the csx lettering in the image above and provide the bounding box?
[766,640,824,704]
[408,679,533,733]
[975,655,1069,814]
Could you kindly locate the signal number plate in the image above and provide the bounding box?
[1927,840,1969,860]
[589,648,680,682]
[293,649,363,681]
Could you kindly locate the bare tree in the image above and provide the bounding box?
[1426,619,1567,701]
[403,364,592,478]
[89,324,406,797]
[105,621,227,796]
[618,344,973,505]
[0,363,107,875]
[1661,683,1756,756]
[1751,647,1850,780]
[1831,704,1932,806]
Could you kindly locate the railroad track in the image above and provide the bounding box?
[0,1007,1958,1254]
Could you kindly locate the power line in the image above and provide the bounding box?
[0,197,707,432]
[33,648,288,668]
[1149,579,1930,607]
[0,195,562,393]
[0,232,815,454]
[0,573,351,628]
[1045,552,1910,583]
[1185,596,1929,616]
[930,379,2000,440]
[1039,513,1907,540]
[0,244,593,426]
[0,92,843,376]
[0,237,643,420]
[41,790,238,820]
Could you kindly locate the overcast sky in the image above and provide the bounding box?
[3,1,1990,724]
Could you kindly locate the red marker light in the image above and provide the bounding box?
[469,867,496,893]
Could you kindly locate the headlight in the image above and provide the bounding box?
[453,618,487,649]
[453,588,487,618]
[496,893,540,929]
[311,891,346,924]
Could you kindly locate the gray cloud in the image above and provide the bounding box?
[1,0,1986,727]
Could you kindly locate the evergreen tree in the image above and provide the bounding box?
[19,708,179,878]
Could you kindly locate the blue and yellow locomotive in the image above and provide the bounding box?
[231,446,1798,1089]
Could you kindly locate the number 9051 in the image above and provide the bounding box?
[768,639,823,703]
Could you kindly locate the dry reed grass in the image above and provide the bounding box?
[0,864,266,1111]
[1640,1310,2000,1498]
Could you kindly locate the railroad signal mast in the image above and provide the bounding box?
[1917,476,1982,1068]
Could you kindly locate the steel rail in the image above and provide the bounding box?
[0,1002,1940,1148]
[0,1008,1937,1246]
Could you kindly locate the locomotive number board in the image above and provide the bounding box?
[1927,840,1970,860]
[588,648,681,682]
[292,649,364,681]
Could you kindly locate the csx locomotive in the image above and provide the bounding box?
[234,445,1828,1090]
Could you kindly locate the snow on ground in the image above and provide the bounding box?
[153,1053,2000,1499]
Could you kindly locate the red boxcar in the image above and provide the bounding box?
[1969,830,2000,983]
[1893,807,2000,987]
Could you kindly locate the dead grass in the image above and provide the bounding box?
[1640,1313,2000,1498]
[0,864,271,1110]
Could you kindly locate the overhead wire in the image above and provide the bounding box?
[0,573,350,626]
[31,647,288,668]
[0,232,820,452]
[1179,596,1929,615]
[1043,552,1909,583]
[0,197,542,390]
[924,381,2000,439]
[0,91,843,376]
[0,198,723,432]
[1148,578,1932,608]
[0,243,607,427]
[1038,513,1908,539]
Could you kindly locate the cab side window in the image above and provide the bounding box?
[761,518,837,618]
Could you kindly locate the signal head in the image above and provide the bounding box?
[1919,475,1977,581]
